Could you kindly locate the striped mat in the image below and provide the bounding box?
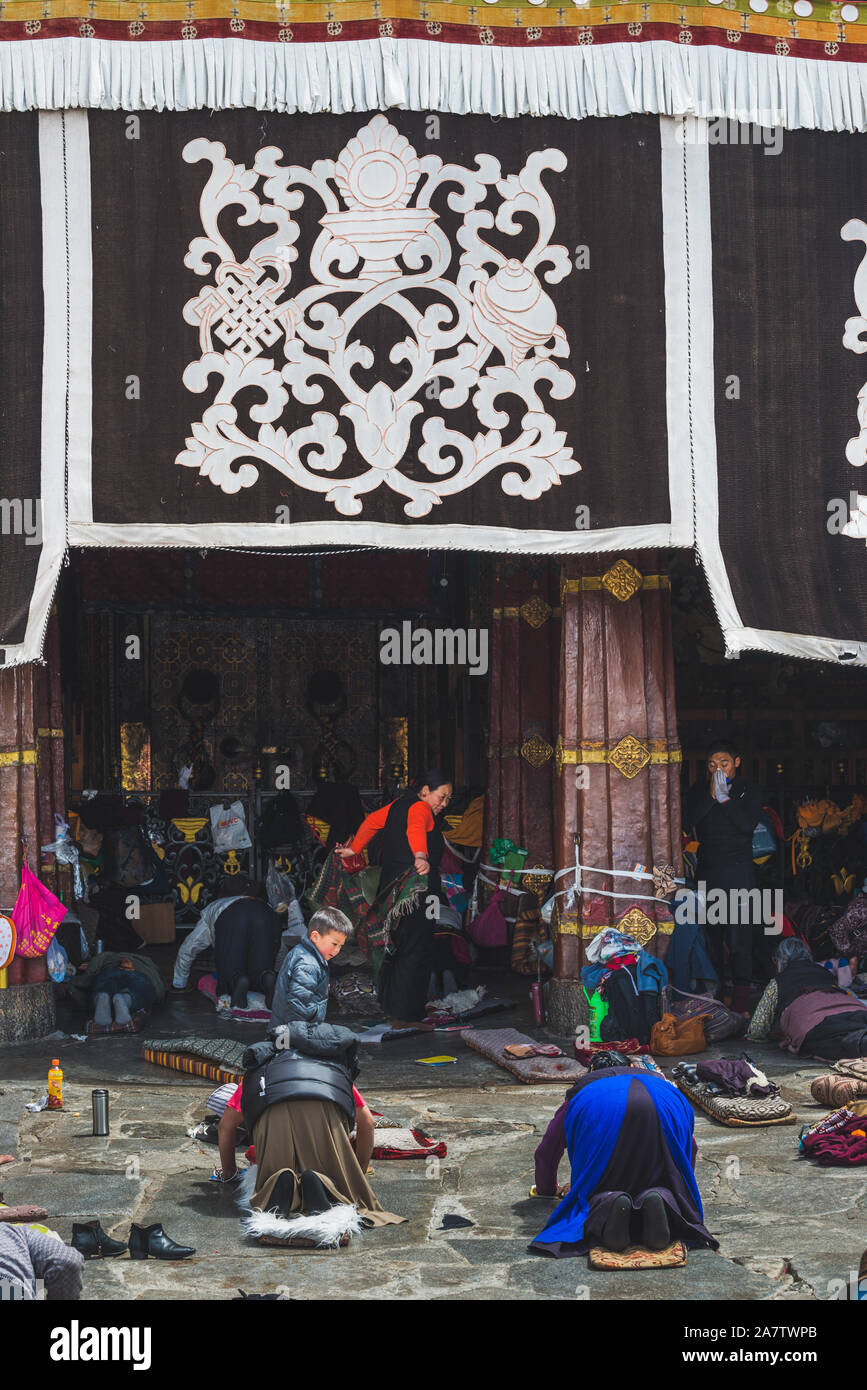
[142,1036,247,1083]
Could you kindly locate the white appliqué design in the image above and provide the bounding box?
[841,217,867,540]
[177,116,578,517]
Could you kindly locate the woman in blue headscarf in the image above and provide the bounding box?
[530,1053,718,1257]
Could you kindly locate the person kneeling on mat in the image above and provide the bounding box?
[530,1052,718,1258]
[235,1022,404,1247]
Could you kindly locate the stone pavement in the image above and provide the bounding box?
[0,959,864,1301]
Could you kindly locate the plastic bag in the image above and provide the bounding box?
[265,864,296,913]
[46,938,69,983]
[12,860,67,958]
[42,816,88,900]
[210,801,252,852]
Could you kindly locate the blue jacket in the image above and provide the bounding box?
[270,937,330,1026]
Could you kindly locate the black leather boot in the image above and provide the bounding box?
[128,1222,195,1260]
[71,1220,128,1259]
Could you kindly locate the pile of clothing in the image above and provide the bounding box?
[581,929,667,1046]
[673,1057,778,1099]
[800,1107,867,1166]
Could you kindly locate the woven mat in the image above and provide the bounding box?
[589,1241,687,1270]
[835,1058,867,1083]
[460,1027,586,1084]
[371,1128,447,1160]
[142,1035,247,1083]
[676,1077,796,1128]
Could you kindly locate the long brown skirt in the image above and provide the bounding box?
[251,1099,405,1228]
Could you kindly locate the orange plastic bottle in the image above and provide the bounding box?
[47,1059,63,1111]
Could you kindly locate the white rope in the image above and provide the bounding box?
[443,837,481,864]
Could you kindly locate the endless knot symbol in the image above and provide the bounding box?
[196,264,287,362]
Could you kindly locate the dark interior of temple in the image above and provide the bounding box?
[54,545,867,917]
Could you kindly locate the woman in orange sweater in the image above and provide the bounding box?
[336,770,453,1029]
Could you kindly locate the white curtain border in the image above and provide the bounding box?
[1,114,69,668]
[2,38,867,133]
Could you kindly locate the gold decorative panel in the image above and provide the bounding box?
[521,733,553,768]
[519,594,553,628]
[608,734,651,779]
[601,558,643,601]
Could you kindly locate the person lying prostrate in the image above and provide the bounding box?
[530,1052,718,1258]
[747,936,867,1059]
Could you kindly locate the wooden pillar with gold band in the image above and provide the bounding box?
[0,610,67,909]
[548,553,683,1034]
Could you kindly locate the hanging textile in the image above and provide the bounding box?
[0,115,66,668]
[2,6,867,134]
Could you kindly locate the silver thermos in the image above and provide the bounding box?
[91,1089,110,1136]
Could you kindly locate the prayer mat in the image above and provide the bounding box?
[86,1009,149,1038]
[461,1028,586,1084]
[0,1203,49,1223]
[426,996,512,1027]
[588,1241,687,1270]
[811,1074,867,1108]
[257,1233,351,1249]
[675,1076,796,1127]
[834,1058,867,1084]
[142,1035,248,1083]
[198,974,270,1021]
[574,1040,650,1064]
[370,1129,448,1161]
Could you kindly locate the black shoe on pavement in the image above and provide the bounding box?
[71,1220,128,1259]
[600,1194,633,1253]
[128,1222,196,1260]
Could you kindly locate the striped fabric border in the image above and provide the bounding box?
[142,1044,244,1082]
[1,2,866,63]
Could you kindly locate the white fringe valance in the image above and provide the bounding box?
[3,37,867,132]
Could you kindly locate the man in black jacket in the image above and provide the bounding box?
[682,740,763,1015]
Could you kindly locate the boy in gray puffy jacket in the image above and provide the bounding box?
[270,907,353,1026]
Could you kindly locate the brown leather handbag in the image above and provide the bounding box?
[650,1011,709,1056]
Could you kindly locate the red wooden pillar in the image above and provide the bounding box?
[548,553,682,1033]
[0,610,67,910]
[486,560,559,895]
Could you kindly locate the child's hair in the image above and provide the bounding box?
[308,906,353,941]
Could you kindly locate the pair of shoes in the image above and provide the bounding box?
[231,976,250,1010]
[71,1220,127,1258]
[600,1192,671,1253]
[129,1223,196,1260]
[266,1170,333,1221]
